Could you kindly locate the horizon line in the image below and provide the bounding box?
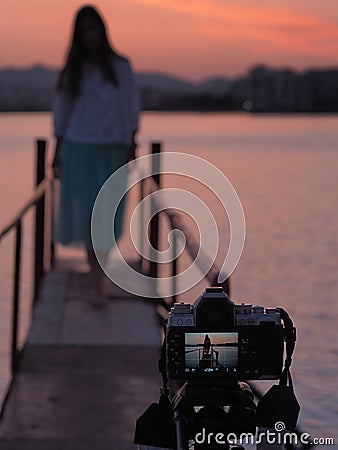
[0,62,337,83]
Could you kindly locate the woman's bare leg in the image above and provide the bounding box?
[87,249,109,307]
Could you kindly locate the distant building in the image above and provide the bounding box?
[228,65,338,112]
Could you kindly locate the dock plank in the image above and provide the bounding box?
[0,346,161,449]
[0,250,164,450]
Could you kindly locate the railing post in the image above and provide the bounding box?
[151,142,161,185]
[11,220,22,373]
[171,231,178,305]
[139,176,145,270]
[49,177,56,270]
[148,142,161,283]
[33,139,46,302]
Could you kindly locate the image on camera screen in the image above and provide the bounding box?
[184,332,238,375]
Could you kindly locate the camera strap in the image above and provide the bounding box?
[256,307,300,431]
[159,328,169,391]
[277,307,297,372]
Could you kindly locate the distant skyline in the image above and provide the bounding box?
[2,0,338,81]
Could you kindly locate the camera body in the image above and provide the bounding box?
[166,287,284,381]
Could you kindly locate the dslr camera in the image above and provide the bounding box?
[135,287,299,450]
[166,286,284,381]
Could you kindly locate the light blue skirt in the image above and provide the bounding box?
[58,140,129,249]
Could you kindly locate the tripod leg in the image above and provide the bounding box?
[174,410,190,450]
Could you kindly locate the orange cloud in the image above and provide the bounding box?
[135,0,338,70]
[137,0,337,40]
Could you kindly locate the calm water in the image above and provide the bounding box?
[185,347,238,369]
[0,112,337,445]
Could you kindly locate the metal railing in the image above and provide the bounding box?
[139,141,230,316]
[0,139,54,374]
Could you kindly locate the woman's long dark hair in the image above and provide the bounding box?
[57,5,119,96]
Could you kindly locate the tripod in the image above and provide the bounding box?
[171,381,256,450]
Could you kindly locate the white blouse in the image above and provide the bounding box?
[53,56,140,145]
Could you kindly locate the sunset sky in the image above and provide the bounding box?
[2,0,338,80]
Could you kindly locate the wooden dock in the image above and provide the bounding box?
[0,248,163,450]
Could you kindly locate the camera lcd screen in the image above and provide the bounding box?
[184,332,238,376]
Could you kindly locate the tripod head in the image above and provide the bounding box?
[171,381,256,450]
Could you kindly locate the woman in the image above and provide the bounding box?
[53,5,140,307]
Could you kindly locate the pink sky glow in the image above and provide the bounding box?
[1,0,338,80]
